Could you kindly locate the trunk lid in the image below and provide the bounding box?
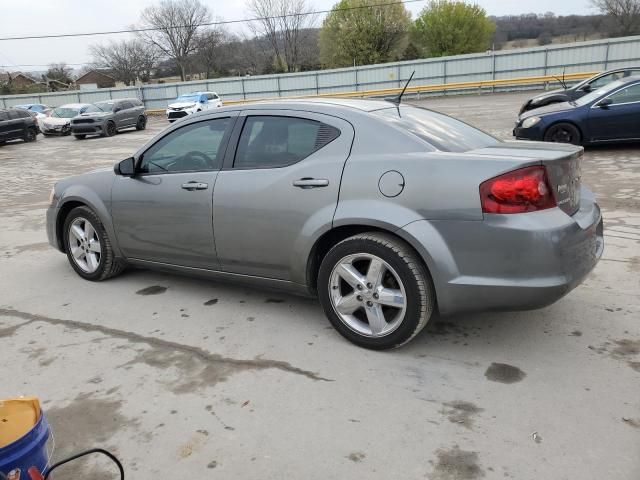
[469,141,583,215]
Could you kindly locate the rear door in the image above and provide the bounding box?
[112,114,237,269]
[119,101,137,127]
[5,110,25,140]
[212,110,353,281]
[587,82,640,141]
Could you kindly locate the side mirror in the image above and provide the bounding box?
[113,107,122,113]
[596,98,613,108]
[114,157,135,176]
[580,84,592,93]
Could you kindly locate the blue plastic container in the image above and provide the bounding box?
[0,411,50,478]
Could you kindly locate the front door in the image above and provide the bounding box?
[112,115,236,269]
[212,110,353,281]
[587,82,640,142]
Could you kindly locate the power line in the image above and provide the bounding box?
[0,0,426,42]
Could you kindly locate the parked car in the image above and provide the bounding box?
[514,76,640,145]
[40,104,91,136]
[520,66,640,114]
[0,108,38,144]
[166,92,222,122]
[70,98,146,139]
[46,99,603,349]
[13,103,52,117]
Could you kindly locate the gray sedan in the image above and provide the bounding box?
[70,98,146,139]
[46,99,603,349]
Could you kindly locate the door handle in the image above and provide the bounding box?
[293,178,329,188]
[181,182,209,191]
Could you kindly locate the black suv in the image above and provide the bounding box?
[0,108,38,144]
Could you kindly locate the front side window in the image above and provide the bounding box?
[607,83,640,105]
[234,116,340,169]
[373,106,499,152]
[589,71,625,89]
[139,117,231,174]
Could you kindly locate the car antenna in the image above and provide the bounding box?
[551,68,568,90]
[388,70,415,105]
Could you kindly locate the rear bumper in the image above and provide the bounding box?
[400,186,603,315]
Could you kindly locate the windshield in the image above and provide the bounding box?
[86,102,114,113]
[373,105,499,152]
[175,94,200,103]
[51,107,81,118]
[574,79,628,106]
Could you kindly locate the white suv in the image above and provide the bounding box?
[166,92,223,122]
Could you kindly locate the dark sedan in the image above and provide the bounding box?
[519,66,640,114]
[514,76,640,145]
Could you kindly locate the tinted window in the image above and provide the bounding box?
[234,116,340,168]
[7,110,21,120]
[373,106,499,152]
[16,109,31,118]
[607,83,640,104]
[0,111,9,121]
[120,101,134,110]
[207,93,218,100]
[140,118,231,173]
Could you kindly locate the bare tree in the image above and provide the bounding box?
[46,63,73,84]
[137,0,212,80]
[90,39,161,85]
[194,27,227,79]
[592,0,640,36]
[246,0,317,72]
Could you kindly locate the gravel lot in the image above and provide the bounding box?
[1,92,638,480]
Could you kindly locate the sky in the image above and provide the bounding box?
[0,0,594,72]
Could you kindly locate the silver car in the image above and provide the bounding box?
[46,99,604,349]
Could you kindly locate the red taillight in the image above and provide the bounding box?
[480,166,556,214]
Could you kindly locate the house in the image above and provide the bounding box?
[0,71,38,88]
[75,70,116,90]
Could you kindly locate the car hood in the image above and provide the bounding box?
[168,101,197,109]
[76,112,111,119]
[529,88,567,103]
[43,117,72,126]
[519,101,576,120]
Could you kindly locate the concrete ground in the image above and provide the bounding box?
[0,92,638,480]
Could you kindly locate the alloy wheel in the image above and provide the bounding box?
[328,253,407,337]
[68,217,102,273]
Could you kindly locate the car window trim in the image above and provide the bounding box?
[135,114,238,177]
[225,113,342,171]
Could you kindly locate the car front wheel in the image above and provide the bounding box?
[103,121,117,137]
[63,206,124,281]
[544,122,581,145]
[318,232,435,349]
[24,127,37,142]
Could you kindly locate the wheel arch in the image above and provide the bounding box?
[55,192,121,257]
[305,223,438,304]
[544,119,584,143]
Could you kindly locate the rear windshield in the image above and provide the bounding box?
[372,106,499,152]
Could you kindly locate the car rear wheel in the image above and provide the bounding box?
[24,127,37,142]
[135,116,146,130]
[63,206,124,281]
[74,134,86,140]
[544,122,581,145]
[318,233,435,349]
[103,121,117,137]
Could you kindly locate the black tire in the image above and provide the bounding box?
[103,121,117,137]
[544,122,581,145]
[135,116,147,130]
[74,134,86,140]
[24,127,37,142]
[62,206,125,281]
[317,232,435,349]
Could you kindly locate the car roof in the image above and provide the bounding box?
[217,97,396,114]
[58,103,91,108]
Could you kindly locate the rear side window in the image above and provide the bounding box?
[234,116,340,169]
[120,101,134,110]
[372,106,499,152]
[0,111,8,121]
